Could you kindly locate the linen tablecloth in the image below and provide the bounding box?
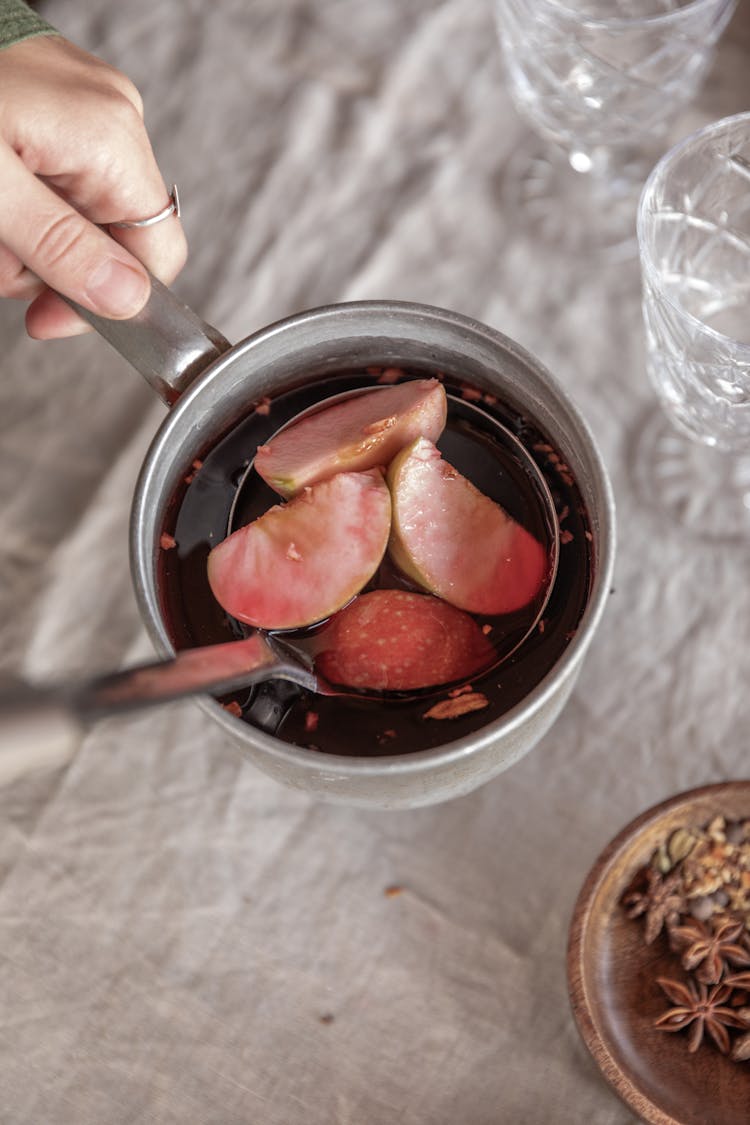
[1,2,749,1121]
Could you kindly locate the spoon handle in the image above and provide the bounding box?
[0,635,317,788]
[80,633,299,716]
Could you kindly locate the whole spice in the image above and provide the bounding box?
[622,866,684,944]
[654,977,749,1054]
[621,813,750,1062]
[669,916,750,984]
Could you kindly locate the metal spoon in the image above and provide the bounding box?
[0,632,321,788]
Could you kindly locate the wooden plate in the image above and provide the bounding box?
[567,781,750,1125]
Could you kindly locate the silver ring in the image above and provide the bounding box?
[110,185,181,230]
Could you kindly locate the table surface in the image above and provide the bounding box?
[1,2,749,1122]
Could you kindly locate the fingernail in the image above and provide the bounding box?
[85,259,150,317]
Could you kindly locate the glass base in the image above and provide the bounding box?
[631,409,750,543]
[501,140,647,260]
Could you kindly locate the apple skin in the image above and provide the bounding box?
[207,469,391,630]
[254,378,447,498]
[315,589,496,691]
[386,437,549,616]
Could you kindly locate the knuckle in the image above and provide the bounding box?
[125,82,145,118]
[31,211,90,272]
[84,52,144,117]
[106,69,144,116]
[100,83,145,128]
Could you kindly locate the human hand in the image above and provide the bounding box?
[0,34,187,339]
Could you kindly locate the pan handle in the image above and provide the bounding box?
[65,275,232,405]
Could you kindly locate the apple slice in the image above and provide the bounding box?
[387,437,548,615]
[316,589,495,691]
[207,469,391,630]
[254,378,447,498]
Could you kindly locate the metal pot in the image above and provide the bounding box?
[84,282,616,808]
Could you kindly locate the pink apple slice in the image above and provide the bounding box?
[387,437,549,615]
[207,469,391,630]
[254,378,447,498]
[316,589,495,691]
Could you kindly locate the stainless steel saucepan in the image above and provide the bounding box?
[3,282,616,808]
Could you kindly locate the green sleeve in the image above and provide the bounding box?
[0,0,59,50]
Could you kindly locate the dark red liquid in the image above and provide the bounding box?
[159,371,594,756]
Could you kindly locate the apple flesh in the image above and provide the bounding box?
[387,437,549,616]
[315,589,496,691]
[207,469,391,630]
[254,378,447,498]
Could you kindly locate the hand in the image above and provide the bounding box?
[0,34,187,339]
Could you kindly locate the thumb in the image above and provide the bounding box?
[0,142,150,319]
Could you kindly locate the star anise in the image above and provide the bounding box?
[622,866,684,944]
[654,976,750,1054]
[724,971,750,991]
[731,1030,750,1062]
[669,916,750,984]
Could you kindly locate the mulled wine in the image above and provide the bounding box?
[159,369,594,757]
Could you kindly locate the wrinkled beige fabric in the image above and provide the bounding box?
[0,2,748,1122]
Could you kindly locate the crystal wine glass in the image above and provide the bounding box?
[635,111,750,540]
[494,0,738,255]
